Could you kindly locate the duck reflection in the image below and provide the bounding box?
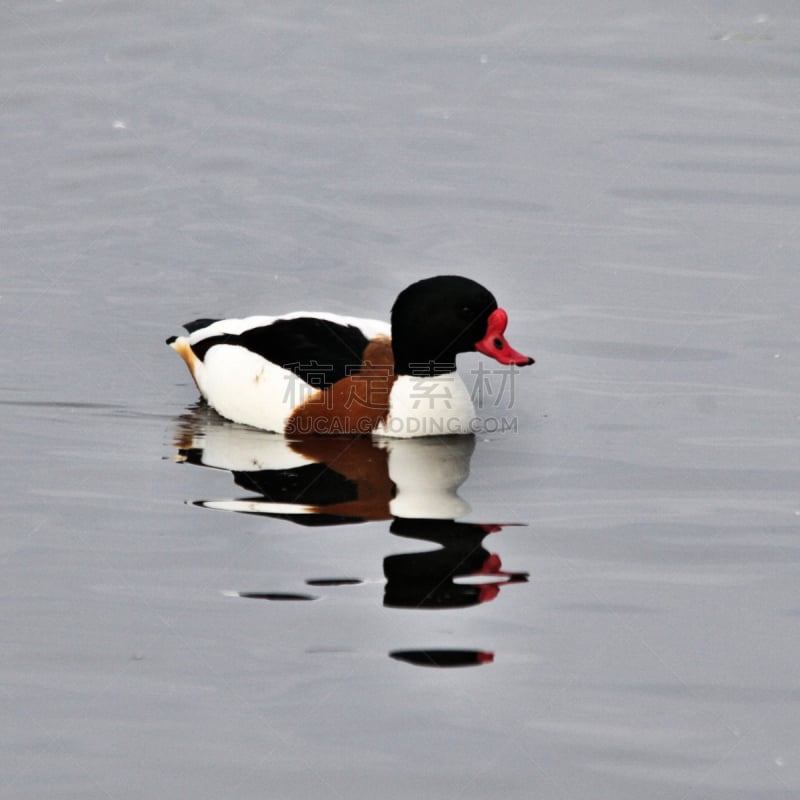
[173,404,527,665]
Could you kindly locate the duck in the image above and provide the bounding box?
[167,275,534,437]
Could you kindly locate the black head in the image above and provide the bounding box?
[390,275,533,376]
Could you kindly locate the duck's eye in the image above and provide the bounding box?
[460,305,473,317]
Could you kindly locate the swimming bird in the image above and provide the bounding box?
[167,275,533,437]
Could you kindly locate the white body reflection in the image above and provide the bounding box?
[174,404,473,522]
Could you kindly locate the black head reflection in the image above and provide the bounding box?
[385,518,527,610]
[172,403,528,666]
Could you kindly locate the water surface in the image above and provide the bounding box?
[2,2,799,798]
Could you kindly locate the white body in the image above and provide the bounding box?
[374,374,477,439]
[173,312,478,437]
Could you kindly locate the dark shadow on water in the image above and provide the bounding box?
[171,403,528,667]
[390,649,494,668]
[238,592,318,601]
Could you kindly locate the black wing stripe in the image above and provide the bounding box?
[190,317,370,389]
[183,318,222,333]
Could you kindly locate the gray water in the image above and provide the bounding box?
[3,2,800,797]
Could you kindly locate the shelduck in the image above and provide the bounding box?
[167,275,534,437]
